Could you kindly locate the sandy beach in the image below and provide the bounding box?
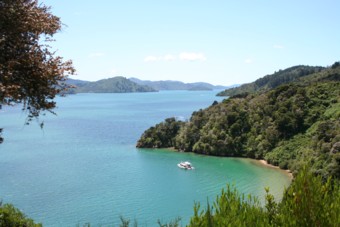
[258,160,293,178]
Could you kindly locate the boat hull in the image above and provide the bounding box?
[177,163,194,170]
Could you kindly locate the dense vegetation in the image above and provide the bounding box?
[137,64,340,179]
[217,65,324,97]
[68,76,157,93]
[136,117,185,148]
[0,202,42,227]
[188,167,340,227]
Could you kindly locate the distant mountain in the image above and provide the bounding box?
[129,78,230,91]
[66,78,89,86]
[217,65,325,97]
[66,77,157,93]
[188,82,229,90]
[129,78,188,90]
[188,85,213,91]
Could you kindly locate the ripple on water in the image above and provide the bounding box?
[0,92,291,226]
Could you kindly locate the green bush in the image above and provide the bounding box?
[188,167,340,227]
[276,167,340,226]
[0,202,42,227]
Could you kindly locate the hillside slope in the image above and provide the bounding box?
[137,64,340,179]
[129,77,230,90]
[217,65,324,97]
[68,77,157,93]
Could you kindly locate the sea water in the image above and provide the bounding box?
[0,91,291,226]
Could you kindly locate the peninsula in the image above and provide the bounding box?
[137,62,340,179]
[66,76,157,93]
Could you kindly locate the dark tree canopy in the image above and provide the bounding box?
[0,0,75,142]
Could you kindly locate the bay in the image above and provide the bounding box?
[0,91,291,226]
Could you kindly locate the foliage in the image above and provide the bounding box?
[217,65,324,97]
[119,216,139,227]
[0,0,75,143]
[188,167,340,227]
[137,117,185,148]
[275,167,340,226]
[71,77,157,93]
[137,65,340,179]
[157,217,181,227]
[331,61,340,69]
[189,186,268,226]
[0,202,42,227]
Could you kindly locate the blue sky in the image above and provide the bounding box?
[44,0,340,85]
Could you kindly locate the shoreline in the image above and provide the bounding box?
[148,147,294,179]
[257,159,293,179]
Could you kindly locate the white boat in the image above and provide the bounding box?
[177,161,194,170]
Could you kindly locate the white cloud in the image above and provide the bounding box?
[144,56,160,62]
[273,44,284,49]
[145,54,176,62]
[179,52,206,61]
[164,54,176,61]
[244,58,253,64]
[88,52,105,58]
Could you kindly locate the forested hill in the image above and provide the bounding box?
[217,65,324,97]
[129,77,231,91]
[137,63,340,180]
[67,76,157,93]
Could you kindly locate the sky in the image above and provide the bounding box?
[44,0,340,86]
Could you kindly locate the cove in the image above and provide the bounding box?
[0,91,291,226]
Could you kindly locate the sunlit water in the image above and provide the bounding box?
[0,91,291,226]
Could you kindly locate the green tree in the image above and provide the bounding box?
[0,0,75,143]
[331,61,340,69]
[0,202,42,227]
[136,117,184,148]
[276,167,340,226]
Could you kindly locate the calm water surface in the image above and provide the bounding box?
[0,91,291,226]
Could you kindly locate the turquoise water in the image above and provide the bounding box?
[0,91,291,226]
